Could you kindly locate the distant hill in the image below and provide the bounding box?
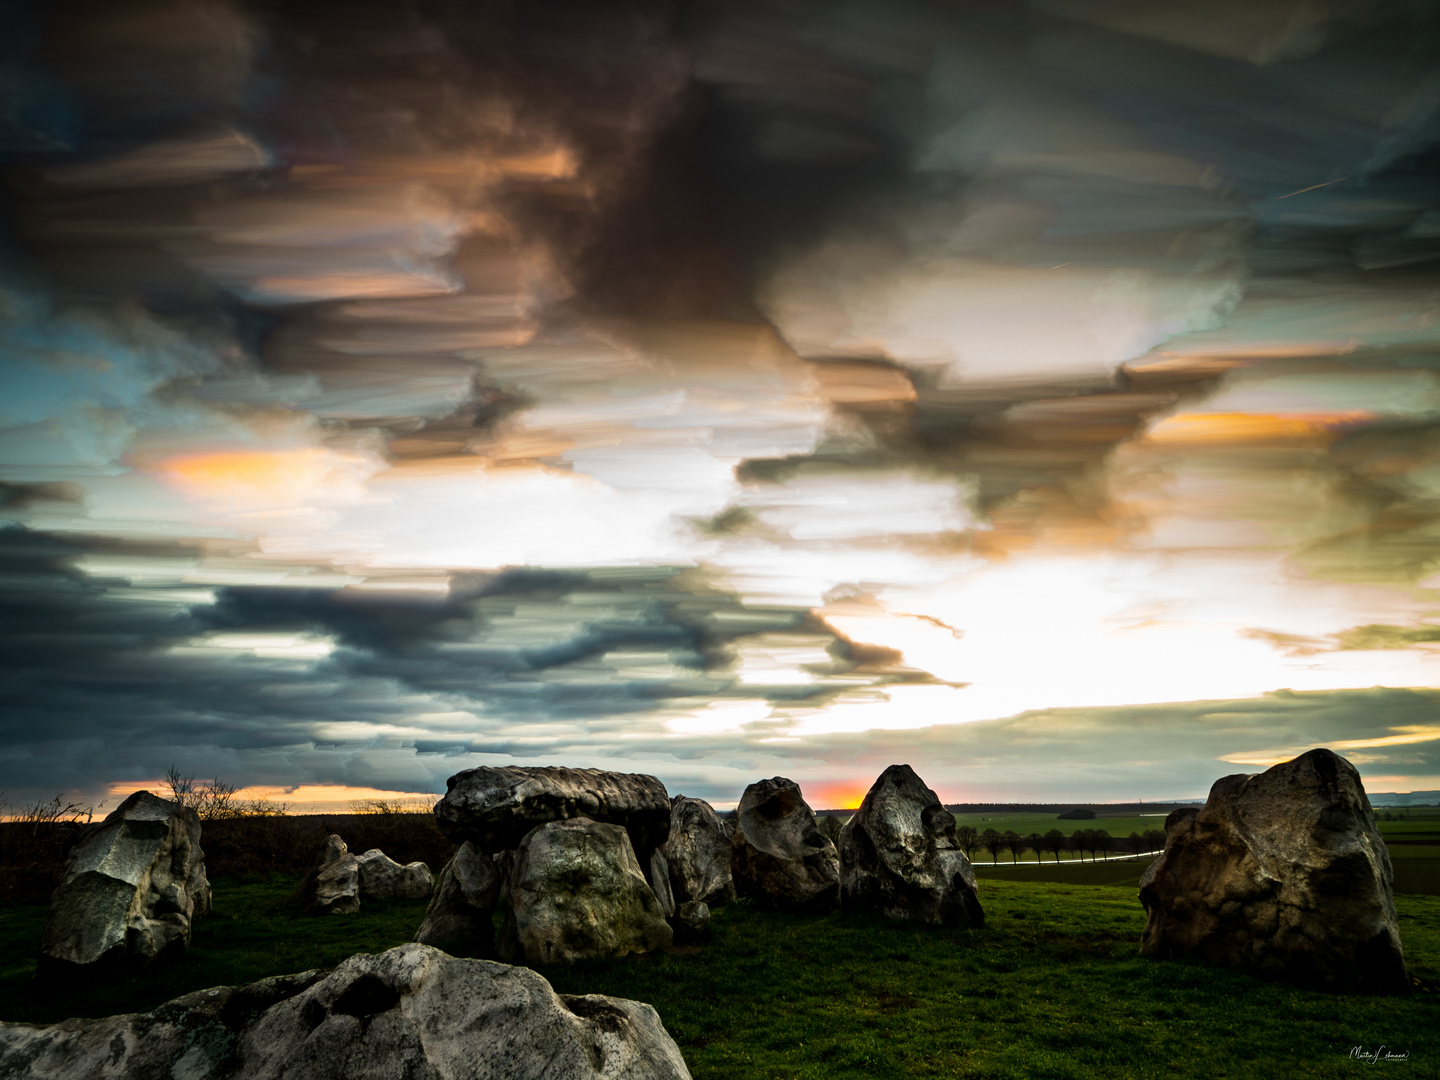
[1369,790,1440,807]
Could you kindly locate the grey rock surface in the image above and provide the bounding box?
[662,796,736,908]
[0,944,693,1079]
[649,849,676,919]
[731,777,839,912]
[499,818,673,965]
[39,790,210,976]
[839,764,984,927]
[292,835,360,916]
[413,841,505,958]
[355,849,433,900]
[435,766,672,856]
[1139,748,1408,993]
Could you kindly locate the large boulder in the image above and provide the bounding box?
[499,818,673,965]
[413,841,506,957]
[730,777,839,913]
[1139,748,1408,993]
[39,790,210,978]
[291,835,361,916]
[0,944,693,1079]
[356,849,433,900]
[435,766,672,858]
[662,796,736,907]
[839,764,984,927]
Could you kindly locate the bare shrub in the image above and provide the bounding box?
[165,766,243,821]
[0,793,95,903]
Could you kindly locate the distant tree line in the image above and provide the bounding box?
[954,826,1167,864]
[806,815,1167,864]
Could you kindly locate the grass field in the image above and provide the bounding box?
[974,858,1158,888]
[2,876,1437,1079]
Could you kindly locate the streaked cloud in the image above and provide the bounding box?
[3,0,1440,808]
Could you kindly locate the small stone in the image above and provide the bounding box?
[291,834,360,916]
[356,849,433,900]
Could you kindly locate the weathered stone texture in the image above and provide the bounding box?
[435,766,671,856]
[39,790,210,976]
[839,764,984,928]
[730,777,839,912]
[1139,748,1407,993]
[355,849,433,900]
[413,841,505,958]
[292,835,360,916]
[499,818,673,965]
[649,849,676,919]
[662,796,736,908]
[0,945,693,1079]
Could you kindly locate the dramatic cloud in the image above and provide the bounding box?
[4,0,1440,809]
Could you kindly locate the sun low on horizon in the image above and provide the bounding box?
[5,0,1440,816]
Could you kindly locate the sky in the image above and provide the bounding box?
[4,0,1440,814]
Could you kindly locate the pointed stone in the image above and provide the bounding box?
[730,777,838,913]
[839,764,983,927]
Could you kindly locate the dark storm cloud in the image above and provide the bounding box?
[0,525,907,801]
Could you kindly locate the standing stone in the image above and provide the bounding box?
[39,790,210,978]
[1139,748,1408,993]
[730,777,839,913]
[435,766,672,859]
[413,842,506,958]
[662,796,737,907]
[0,944,694,1079]
[499,818,673,965]
[292,835,361,916]
[839,764,984,927]
[356,849,434,900]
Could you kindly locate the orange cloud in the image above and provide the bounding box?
[155,447,369,508]
[1145,410,1370,445]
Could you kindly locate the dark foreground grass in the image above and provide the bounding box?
[2,879,1437,1079]
[0,878,433,1026]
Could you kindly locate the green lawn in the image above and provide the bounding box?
[2,876,1437,1079]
